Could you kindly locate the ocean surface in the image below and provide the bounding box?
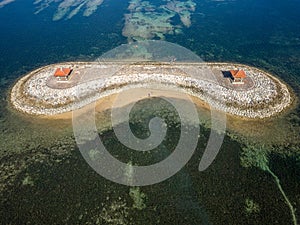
[0,0,299,224]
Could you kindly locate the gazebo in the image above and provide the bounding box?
[230,70,246,84]
[54,67,73,81]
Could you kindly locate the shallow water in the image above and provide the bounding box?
[0,0,299,224]
[0,95,299,224]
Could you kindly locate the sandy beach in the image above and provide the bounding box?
[10,61,292,119]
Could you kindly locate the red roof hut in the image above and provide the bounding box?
[230,70,246,84]
[54,68,73,81]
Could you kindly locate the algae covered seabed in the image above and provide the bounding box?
[0,85,299,224]
[0,0,299,224]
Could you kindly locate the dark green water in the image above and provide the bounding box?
[0,0,299,224]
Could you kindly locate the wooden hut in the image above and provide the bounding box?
[54,67,73,81]
[230,70,246,84]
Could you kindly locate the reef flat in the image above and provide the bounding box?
[10,61,291,118]
[123,0,196,41]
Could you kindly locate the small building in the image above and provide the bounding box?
[230,70,246,84]
[54,67,73,81]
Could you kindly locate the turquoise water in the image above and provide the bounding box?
[0,0,299,224]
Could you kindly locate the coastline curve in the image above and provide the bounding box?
[10,61,292,119]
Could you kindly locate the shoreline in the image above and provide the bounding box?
[10,61,292,119]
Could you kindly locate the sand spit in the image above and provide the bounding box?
[10,61,291,118]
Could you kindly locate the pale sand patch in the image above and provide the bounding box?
[42,89,200,120]
[22,88,296,146]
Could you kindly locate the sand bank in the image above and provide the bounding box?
[10,61,292,119]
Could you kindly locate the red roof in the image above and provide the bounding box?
[230,70,246,79]
[54,68,72,77]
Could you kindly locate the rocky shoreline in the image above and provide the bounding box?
[10,61,291,118]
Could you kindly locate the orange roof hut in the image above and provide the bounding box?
[54,68,73,81]
[230,70,246,84]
